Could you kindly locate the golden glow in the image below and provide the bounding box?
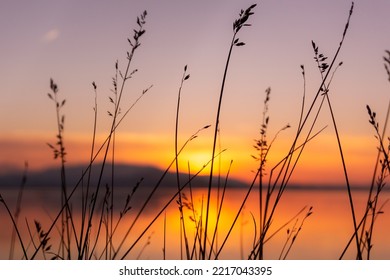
[0,129,380,187]
[178,150,212,176]
[4,187,390,259]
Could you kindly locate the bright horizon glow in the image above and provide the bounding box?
[0,130,378,187]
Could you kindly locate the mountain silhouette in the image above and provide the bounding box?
[0,163,247,190]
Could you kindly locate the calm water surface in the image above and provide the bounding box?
[1,185,389,259]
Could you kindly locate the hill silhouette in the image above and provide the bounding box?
[0,163,247,190]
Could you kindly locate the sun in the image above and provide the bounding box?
[178,151,212,175]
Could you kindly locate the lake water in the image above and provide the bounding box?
[1,185,389,260]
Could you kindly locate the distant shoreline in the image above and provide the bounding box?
[0,163,380,192]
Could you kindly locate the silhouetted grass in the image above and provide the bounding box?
[8,161,28,259]
[204,3,257,260]
[174,65,191,259]
[2,1,390,260]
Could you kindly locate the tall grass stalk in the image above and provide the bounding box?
[358,50,390,259]
[204,3,257,260]
[311,35,361,259]
[364,106,390,257]
[323,76,361,260]
[208,160,233,259]
[9,161,28,259]
[339,51,390,260]
[119,133,222,260]
[252,2,357,260]
[28,12,151,260]
[364,51,390,258]
[97,178,141,260]
[28,85,151,259]
[79,81,98,258]
[174,65,191,259]
[186,162,202,259]
[78,10,147,259]
[47,79,77,259]
[109,64,120,259]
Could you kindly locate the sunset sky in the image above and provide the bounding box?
[1,0,390,186]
